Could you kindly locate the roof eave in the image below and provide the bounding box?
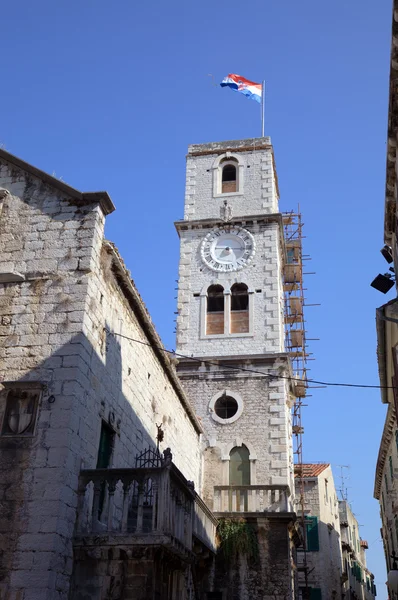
[0,148,115,216]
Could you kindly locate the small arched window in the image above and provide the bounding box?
[221,161,238,194]
[230,283,249,334]
[206,285,224,335]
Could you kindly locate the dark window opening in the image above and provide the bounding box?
[206,285,225,335]
[231,283,249,334]
[231,283,249,311]
[221,161,238,193]
[207,285,224,312]
[222,165,236,182]
[214,394,238,419]
[97,421,115,469]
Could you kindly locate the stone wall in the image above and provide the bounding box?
[211,516,294,600]
[0,156,202,600]
[184,138,279,221]
[178,358,293,504]
[176,221,285,358]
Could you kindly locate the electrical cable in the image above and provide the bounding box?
[107,330,395,392]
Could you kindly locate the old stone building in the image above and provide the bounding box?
[0,135,310,600]
[372,1,398,598]
[175,138,301,599]
[339,500,376,600]
[294,464,376,600]
[0,149,217,600]
[294,464,342,599]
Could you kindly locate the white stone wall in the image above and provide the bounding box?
[184,138,278,221]
[80,243,202,485]
[0,158,201,600]
[176,221,285,358]
[176,138,293,506]
[178,360,293,507]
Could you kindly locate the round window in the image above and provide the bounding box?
[214,395,238,420]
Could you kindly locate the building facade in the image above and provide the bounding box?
[339,501,376,600]
[373,1,398,599]
[0,149,217,600]
[175,138,300,599]
[295,464,342,599]
[295,464,376,600]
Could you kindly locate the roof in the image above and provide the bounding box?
[0,148,115,216]
[294,463,330,478]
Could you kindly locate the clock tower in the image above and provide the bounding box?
[175,138,300,598]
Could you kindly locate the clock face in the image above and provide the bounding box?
[200,227,255,272]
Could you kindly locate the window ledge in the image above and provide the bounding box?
[201,332,253,340]
[213,192,244,199]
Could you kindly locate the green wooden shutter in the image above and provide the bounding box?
[310,588,322,600]
[306,516,319,551]
[229,445,250,485]
[390,456,394,481]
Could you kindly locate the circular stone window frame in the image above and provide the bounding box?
[209,390,244,424]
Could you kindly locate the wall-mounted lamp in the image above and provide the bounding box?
[381,245,394,264]
[370,273,395,294]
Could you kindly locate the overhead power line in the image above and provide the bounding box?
[107,330,394,392]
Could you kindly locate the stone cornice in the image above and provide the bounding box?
[174,212,283,232]
[0,148,115,216]
[374,402,396,499]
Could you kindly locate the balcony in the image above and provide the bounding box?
[74,451,217,559]
[213,485,292,515]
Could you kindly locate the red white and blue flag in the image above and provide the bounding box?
[220,74,262,104]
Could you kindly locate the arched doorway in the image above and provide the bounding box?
[229,445,250,511]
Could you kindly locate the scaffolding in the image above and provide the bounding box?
[282,210,310,598]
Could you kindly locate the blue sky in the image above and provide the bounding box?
[0,0,393,594]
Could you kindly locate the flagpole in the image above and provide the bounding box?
[261,80,266,137]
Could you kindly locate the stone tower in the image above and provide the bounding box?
[175,138,299,599]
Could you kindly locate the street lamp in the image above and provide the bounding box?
[388,551,398,595]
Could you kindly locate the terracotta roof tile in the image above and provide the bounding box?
[294,463,330,478]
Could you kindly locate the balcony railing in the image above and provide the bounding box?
[75,458,217,555]
[213,485,291,513]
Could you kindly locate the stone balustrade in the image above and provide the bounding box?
[213,485,291,514]
[74,461,217,555]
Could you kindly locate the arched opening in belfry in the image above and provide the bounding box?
[206,285,224,335]
[230,283,249,333]
[221,161,237,193]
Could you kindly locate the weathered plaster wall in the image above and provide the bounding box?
[296,467,342,599]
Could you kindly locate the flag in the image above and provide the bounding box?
[220,74,262,104]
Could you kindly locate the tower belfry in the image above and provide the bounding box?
[175,137,303,598]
